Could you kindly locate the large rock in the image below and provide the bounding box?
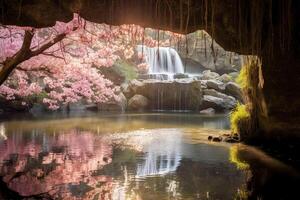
[216,74,233,83]
[225,82,243,102]
[203,89,237,109]
[206,80,226,92]
[128,95,149,111]
[98,92,127,112]
[200,95,236,111]
[201,70,220,80]
[123,79,203,111]
[122,79,145,98]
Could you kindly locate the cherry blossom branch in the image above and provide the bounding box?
[0,27,78,85]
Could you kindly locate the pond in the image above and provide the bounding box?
[0,113,299,199]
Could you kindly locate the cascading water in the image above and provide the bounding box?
[137,45,185,79]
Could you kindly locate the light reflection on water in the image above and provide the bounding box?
[0,113,298,199]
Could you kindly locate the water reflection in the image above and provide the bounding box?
[231,145,300,200]
[0,131,113,199]
[136,129,182,177]
[0,114,298,199]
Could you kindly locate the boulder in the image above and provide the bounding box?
[122,79,145,98]
[128,95,149,111]
[199,108,216,114]
[228,72,239,80]
[206,80,226,92]
[200,95,235,111]
[98,92,127,112]
[225,82,243,102]
[203,89,237,109]
[123,79,203,111]
[216,74,233,83]
[201,70,220,80]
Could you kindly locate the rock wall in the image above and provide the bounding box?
[122,71,241,112]
[177,31,242,74]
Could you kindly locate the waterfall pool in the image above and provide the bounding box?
[0,113,298,199]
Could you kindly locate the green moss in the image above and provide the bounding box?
[113,59,138,81]
[229,146,250,170]
[235,65,248,89]
[230,103,250,135]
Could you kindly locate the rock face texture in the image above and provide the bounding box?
[124,79,203,111]
[177,31,242,74]
[128,94,149,111]
[1,0,300,140]
[123,73,241,112]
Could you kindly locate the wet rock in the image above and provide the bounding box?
[173,73,189,79]
[200,108,216,114]
[123,79,203,111]
[203,89,237,109]
[138,74,169,80]
[128,95,149,111]
[225,82,243,102]
[223,133,240,143]
[228,72,239,80]
[224,137,239,143]
[200,95,235,111]
[217,74,233,83]
[122,80,145,99]
[206,80,226,92]
[212,136,223,142]
[201,70,220,80]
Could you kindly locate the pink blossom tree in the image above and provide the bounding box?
[0,16,184,110]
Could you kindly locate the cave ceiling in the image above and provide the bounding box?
[0,0,299,55]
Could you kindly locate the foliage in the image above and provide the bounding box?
[230,103,250,135]
[229,145,250,170]
[113,60,138,81]
[0,16,183,110]
[235,65,248,89]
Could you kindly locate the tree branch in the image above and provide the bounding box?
[0,26,77,86]
[0,30,33,85]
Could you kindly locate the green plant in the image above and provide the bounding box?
[235,64,248,89]
[230,103,250,135]
[113,59,138,81]
[229,145,250,170]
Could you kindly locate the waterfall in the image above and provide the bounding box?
[137,45,185,76]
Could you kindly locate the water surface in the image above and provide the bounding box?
[0,113,298,199]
